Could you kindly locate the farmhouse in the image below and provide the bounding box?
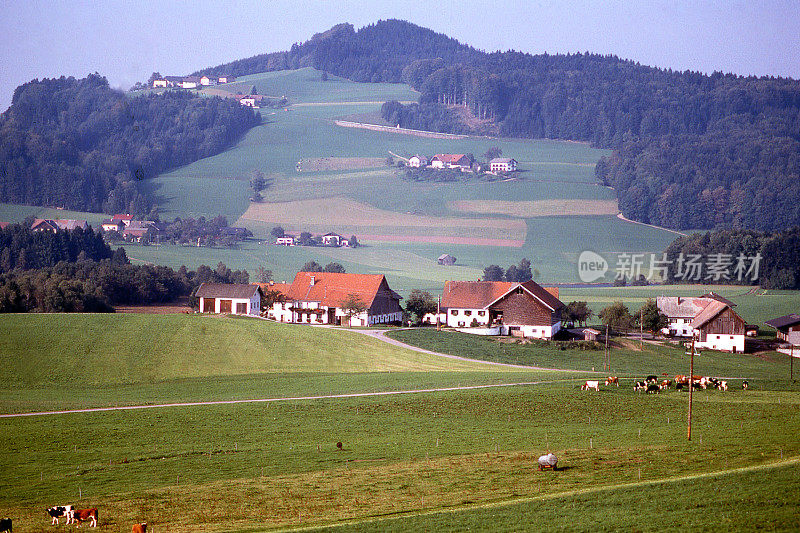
[657,293,739,337]
[195,283,263,316]
[430,154,473,169]
[765,313,800,345]
[101,219,125,232]
[31,219,89,232]
[489,157,517,172]
[438,254,456,266]
[691,301,746,352]
[259,281,292,321]
[322,232,344,246]
[441,280,564,339]
[271,272,403,326]
[408,155,428,168]
[217,76,235,84]
[200,75,217,86]
[180,76,201,89]
[275,236,296,246]
[112,213,135,226]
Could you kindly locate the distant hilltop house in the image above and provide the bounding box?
[275,236,296,246]
[196,283,262,316]
[267,272,403,326]
[438,254,456,266]
[322,233,349,247]
[31,218,89,232]
[236,94,264,108]
[152,75,235,89]
[489,157,517,172]
[408,155,428,168]
[765,313,800,346]
[430,154,473,169]
[439,280,564,339]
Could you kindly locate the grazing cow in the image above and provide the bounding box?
[0,518,11,533]
[674,375,689,385]
[538,453,558,471]
[646,383,660,394]
[719,380,728,391]
[46,506,73,525]
[605,376,619,386]
[692,381,704,390]
[132,523,147,533]
[645,375,658,383]
[581,380,600,391]
[660,379,672,389]
[634,381,647,391]
[70,508,98,528]
[742,380,749,390]
[676,383,685,391]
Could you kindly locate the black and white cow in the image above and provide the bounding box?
[46,506,73,525]
[0,517,11,533]
[634,381,647,392]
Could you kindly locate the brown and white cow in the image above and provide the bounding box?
[605,376,619,386]
[132,523,147,533]
[660,379,672,389]
[70,508,98,528]
[581,380,600,391]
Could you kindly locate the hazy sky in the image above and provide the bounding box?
[1,0,799,111]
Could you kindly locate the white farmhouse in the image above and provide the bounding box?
[195,283,262,316]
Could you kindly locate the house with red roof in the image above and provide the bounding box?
[272,272,403,326]
[430,154,473,169]
[441,280,564,339]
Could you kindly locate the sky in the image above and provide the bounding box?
[1,0,799,111]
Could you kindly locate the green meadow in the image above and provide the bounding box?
[0,313,798,531]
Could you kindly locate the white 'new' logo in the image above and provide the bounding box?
[577,251,608,283]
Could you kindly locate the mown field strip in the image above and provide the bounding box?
[0,379,583,419]
[284,456,800,533]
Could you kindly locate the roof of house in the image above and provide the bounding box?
[691,301,738,329]
[183,76,201,83]
[438,254,455,260]
[656,296,709,318]
[489,157,516,164]
[286,272,401,308]
[55,219,88,231]
[256,281,292,296]
[0,221,8,230]
[700,292,737,307]
[441,280,564,311]
[112,214,134,221]
[432,154,470,164]
[195,283,262,299]
[164,76,184,82]
[323,232,342,238]
[765,313,800,330]
[31,219,59,231]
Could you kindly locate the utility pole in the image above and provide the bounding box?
[604,324,610,372]
[791,343,794,381]
[687,335,698,441]
[640,307,644,347]
[436,296,441,332]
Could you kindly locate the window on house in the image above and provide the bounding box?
[450,310,457,315]
[477,311,486,316]
[464,310,472,316]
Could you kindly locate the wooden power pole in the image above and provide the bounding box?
[687,335,698,441]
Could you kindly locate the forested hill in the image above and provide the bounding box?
[199,20,800,232]
[0,75,260,215]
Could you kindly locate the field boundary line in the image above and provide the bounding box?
[279,456,800,532]
[0,379,581,419]
[616,212,688,236]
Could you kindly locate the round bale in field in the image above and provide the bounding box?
[538,453,558,471]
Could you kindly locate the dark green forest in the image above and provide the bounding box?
[200,19,800,231]
[0,225,249,312]
[663,227,800,289]
[0,74,260,215]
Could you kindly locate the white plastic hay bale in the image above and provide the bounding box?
[538,453,558,470]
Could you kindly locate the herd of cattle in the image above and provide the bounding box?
[582,376,748,393]
[0,506,149,531]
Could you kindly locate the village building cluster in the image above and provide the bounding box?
[407,153,517,174]
[101,214,164,243]
[152,75,236,89]
[274,232,353,247]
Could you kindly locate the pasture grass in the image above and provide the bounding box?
[387,328,796,381]
[1,382,798,531]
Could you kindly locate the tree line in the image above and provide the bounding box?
[0,225,250,312]
[663,227,800,289]
[0,74,260,216]
[200,19,800,231]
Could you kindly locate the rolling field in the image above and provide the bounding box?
[1,314,799,531]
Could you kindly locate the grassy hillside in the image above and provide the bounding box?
[0,314,511,389]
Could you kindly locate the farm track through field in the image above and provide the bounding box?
[280,456,800,532]
[0,379,581,419]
